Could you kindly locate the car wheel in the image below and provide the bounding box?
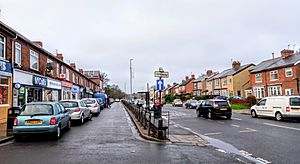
[14,135,23,142]
[208,110,214,119]
[52,126,61,140]
[66,120,71,130]
[275,112,283,121]
[88,112,93,120]
[251,110,258,118]
[196,110,201,117]
[80,115,84,124]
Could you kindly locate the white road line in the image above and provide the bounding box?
[204,132,223,136]
[240,128,257,133]
[217,121,225,124]
[232,117,242,121]
[264,122,300,131]
[231,124,240,128]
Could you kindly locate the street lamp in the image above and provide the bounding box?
[130,59,133,102]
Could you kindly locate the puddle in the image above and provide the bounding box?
[202,135,271,164]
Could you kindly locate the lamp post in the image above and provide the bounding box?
[130,59,133,101]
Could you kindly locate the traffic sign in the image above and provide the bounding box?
[154,71,169,78]
[156,79,164,91]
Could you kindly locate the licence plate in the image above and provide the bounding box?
[220,108,227,110]
[25,120,43,125]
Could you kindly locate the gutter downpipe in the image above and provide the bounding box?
[11,34,18,107]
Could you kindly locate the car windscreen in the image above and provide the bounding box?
[83,99,96,104]
[60,101,79,108]
[215,101,229,106]
[290,97,300,106]
[20,104,53,116]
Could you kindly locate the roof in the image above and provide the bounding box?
[251,53,300,73]
[210,64,254,80]
[193,75,208,83]
[26,102,57,105]
[180,78,193,86]
[206,73,219,81]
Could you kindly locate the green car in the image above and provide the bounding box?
[13,102,72,141]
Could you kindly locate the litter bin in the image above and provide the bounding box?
[7,107,21,134]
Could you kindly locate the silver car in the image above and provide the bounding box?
[82,98,101,116]
[60,100,92,125]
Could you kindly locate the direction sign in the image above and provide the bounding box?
[154,71,169,78]
[156,79,164,91]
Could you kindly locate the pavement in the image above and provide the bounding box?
[0,102,243,164]
[163,104,300,164]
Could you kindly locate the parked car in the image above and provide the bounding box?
[82,98,101,116]
[250,96,300,121]
[185,100,198,109]
[136,99,145,108]
[13,102,71,141]
[172,99,183,107]
[196,100,204,108]
[115,99,120,102]
[196,99,232,119]
[229,96,246,100]
[60,100,92,123]
[214,96,228,100]
[95,98,105,111]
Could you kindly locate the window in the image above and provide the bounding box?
[15,42,22,65]
[47,58,53,64]
[56,63,59,77]
[257,99,266,106]
[30,50,39,70]
[290,97,300,106]
[60,65,64,74]
[253,87,264,99]
[66,69,70,81]
[72,73,75,83]
[229,78,232,84]
[255,73,262,82]
[285,68,293,77]
[0,35,5,59]
[0,77,9,105]
[223,78,227,85]
[285,89,294,96]
[270,70,279,81]
[215,79,220,86]
[268,85,282,96]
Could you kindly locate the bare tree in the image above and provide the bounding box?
[100,72,110,86]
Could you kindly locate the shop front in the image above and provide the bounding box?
[61,81,73,100]
[0,60,12,137]
[44,79,61,102]
[71,85,80,99]
[83,87,93,98]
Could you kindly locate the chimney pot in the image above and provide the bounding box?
[191,74,195,79]
[32,41,43,48]
[70,63,76,69]
[182,80,185,83]
[232,61,241,70]
[185,76,189,80]
[56,53,63,61]
[206,70,213,76]
[281,49,294,58]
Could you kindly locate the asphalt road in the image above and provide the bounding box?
[0,103,242,164]
[163,104,300,164]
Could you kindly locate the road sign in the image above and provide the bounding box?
[154,71,169,78]
[156,79,164,91]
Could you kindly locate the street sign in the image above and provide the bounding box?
[156,79,164,91]
[154,71,169,78]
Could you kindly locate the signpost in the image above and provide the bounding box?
[156,79,164,91]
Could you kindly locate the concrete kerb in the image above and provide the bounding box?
[232,109,250,115]
[0,136,14,144]
[121,102,170,143]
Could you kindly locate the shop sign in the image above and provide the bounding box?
[72,85,80,93]
[47,79,62,90]
[0,60,12,76]
[14,70,33,86]
[61,81,73,88]
[33,76,47,87]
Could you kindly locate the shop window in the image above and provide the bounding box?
[30,50,39,70]
[0,77,9,105]
[15,42,22,65]
[0,35,5,59]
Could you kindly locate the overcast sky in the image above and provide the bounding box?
[0,0,299,92]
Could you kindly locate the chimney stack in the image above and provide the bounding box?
[182,80,185,84]
[56,53,63,61]
[206,70,213,76]
[281,49,294,58]
[191,74,195,79]
[32,41,43,48]
[79,69,83,74]
[70,63,76,69]
[185,76,189,80]
[232,61,241,70]
[173,82,177,86]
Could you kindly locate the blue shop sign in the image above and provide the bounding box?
[0,60,12,76]
[33,76,47,87]
[72,85,80,93]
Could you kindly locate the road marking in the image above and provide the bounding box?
[264,122,300,131]
[240,128,256,133]
[204,132,223,136]
[217,121,225,124]
[232,117,242,121]
[231,124,240,128]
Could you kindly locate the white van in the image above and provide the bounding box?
[250,96,300,121]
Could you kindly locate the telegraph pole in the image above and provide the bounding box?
[130,59,133,101]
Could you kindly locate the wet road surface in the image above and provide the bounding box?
[0,103,242,164]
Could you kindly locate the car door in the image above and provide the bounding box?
[256,99,267,116]
[57,103,67,128]
[60,103,69,127]
[81,101,89,119]
[55,104,64,126]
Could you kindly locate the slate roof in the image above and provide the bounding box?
[251,52,300,73]
[208,64,254,80]
[180,78,193,86]
[193,75,208,83]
